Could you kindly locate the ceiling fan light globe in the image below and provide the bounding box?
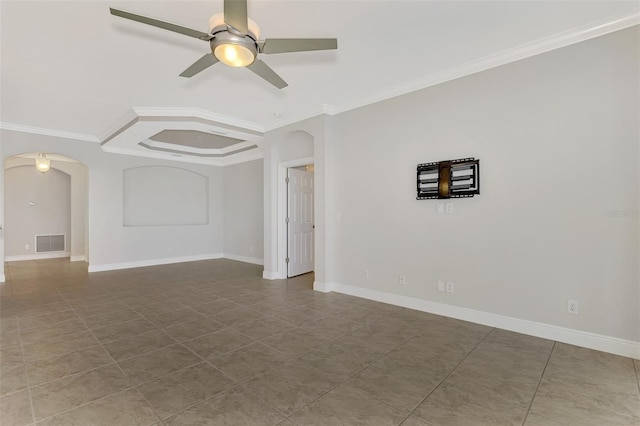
[214,43,255,67]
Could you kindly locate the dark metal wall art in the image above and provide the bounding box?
[417,158,480,199]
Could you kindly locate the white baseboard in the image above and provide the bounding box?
[263,270,283,280]
[223,253,264,265]
[328,282,640,360]
[70,255,86,262]
[5,252,70,262]
[313,281,334,293]
[88,253,223,273]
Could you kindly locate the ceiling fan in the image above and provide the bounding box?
[110,0,337,89]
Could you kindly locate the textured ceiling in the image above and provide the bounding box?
[1,1,638,162]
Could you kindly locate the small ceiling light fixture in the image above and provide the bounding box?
[35,153,51,173]
[208,13,260,68]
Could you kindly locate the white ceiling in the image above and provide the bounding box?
[1,1,638,160]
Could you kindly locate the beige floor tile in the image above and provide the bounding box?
[17,309,79,332]
[0,388,33,426]
[0,364,28,395]
[14,302,69,319]
[90,317,157,343]
[290,383,405,426]
[70,300,129,319]
[296,342,379,383]
[275,420,298,426]
[26,344,113,386]
[299,318,351,340]
[137,362,235,419]
[117,344,202,385]
[523,412,568,426]
[144,308,207,329]
[165,386,284,426]
[232,316,297,340]
[2,259,639,426]
[102,329,175,361]
[190,300,234,316]
[21,330,99,363]
[30,363,131,420]
[346,357,445,413]
[413,379,531,426]
[0,343,26,371]
[261,328,332,357]
[183,328,254,360]
[163,317,227,342]
[530,375,640,426]
[36,388,160,426]
[227,292,267,306]
[19,319,89,345]
[274,306,328,325]
[245,359,340,415]
[81,308,144,329]
[211,306,267,328]
[128,300,186,317]
[210,341,291,382]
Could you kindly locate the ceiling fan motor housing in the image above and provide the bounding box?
[209,22,259,67]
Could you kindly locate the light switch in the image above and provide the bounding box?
[437,203,444,214]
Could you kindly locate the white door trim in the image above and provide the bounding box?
[277,157,314,279]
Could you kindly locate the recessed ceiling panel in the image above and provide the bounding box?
[149,129,245,149]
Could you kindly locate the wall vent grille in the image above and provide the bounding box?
[36,234,66,253]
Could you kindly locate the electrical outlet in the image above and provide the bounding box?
[24,244,30,250]
[399,275,406,285]
[437,280,445,292]
[445,202,454,214]
[567,299,579,315]
[446,282,454,293]
[249,245,254,253]
[363,269,369,279]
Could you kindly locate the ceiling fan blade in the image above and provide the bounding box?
[246,59,288,89]
[261,38,337,54]
[179,54,219,78]
[223,0,249,34]
[110,8,212,40]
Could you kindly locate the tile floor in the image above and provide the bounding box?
[0,258,639,426]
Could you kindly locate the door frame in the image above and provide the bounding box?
[277,156,314,279]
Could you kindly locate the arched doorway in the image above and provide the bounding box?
[3,153,88,271]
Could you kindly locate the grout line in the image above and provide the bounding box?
[634,359,640,397]
[396,326,496,425]
[521,341,556,425]
[57,287,167,423]
[12,304,37,425]
[282,324,424,419]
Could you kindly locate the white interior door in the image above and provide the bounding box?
[287,168,314,277]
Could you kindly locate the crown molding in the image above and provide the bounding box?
[96,109,139,143]
[0,122,100,143]
[324,12,640,116]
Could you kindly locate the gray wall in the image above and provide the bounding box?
[327,27,639,342]
[5,166,71,257]
[223,159,264,262]
[123,166,209,227]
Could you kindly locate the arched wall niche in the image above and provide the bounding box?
[122,165,209,227]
